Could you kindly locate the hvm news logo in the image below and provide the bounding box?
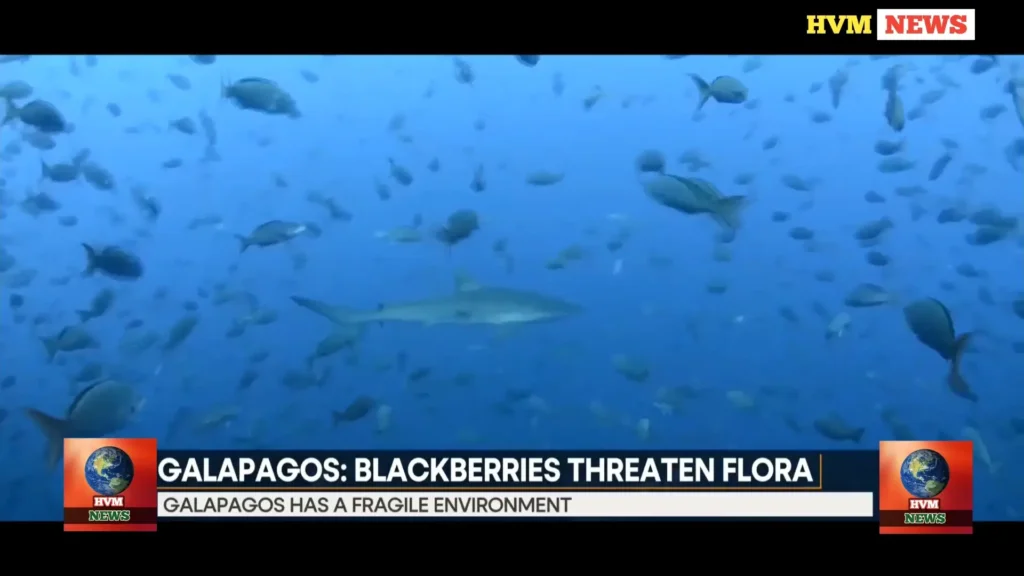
[877,8,975,40]
[64,438,158,532]
[879,441,973,535]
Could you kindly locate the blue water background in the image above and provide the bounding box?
[0,55,1019,520]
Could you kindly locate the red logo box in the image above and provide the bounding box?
[879,440,972,535]
[64,438,158,532]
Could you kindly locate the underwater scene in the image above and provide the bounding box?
[0,54,1020,520]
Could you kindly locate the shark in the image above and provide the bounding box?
[291,278,581,327]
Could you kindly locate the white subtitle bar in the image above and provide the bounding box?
[158,491,874,518]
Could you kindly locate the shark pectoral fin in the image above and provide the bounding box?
[291,296,354,325]
[453,271,481,292]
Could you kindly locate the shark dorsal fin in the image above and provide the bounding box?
[453,272,481,292]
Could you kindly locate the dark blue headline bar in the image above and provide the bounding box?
[156,451,877,491]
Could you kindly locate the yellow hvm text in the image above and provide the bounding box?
[806,15,873,34]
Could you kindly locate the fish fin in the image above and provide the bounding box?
[234,234,250,253]
[689,74,712,111]
[81,243,97,276]
[24,408,67,471]
[715,195,747,230]
[453,272,480,292]
[1,96,17,126]
[291,296,355,325]
[41,337,58,362]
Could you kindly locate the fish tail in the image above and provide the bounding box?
[1,96,18,126]
[689,74,712,111]
[203,145,221,163]
[24,408,68,471]
[951,332,973,369]
[41,337,58,362]
[947,332,979,401]
[852,427,865,443]
[715,195,748,230]
[71,148,90,167]
[291,296,357,325]
[234,234,250,253]
[330,411,343,427]
[76,310,93,323]
[81,243,97,276]
[39,160,49,181]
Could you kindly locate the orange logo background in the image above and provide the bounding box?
[879,440,972,535]
[64,438,157,532]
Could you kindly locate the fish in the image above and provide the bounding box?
[82,244,144,280]
[690,75,748,110]
[825,312,851,340]
[41,325,99,361]
[333,396,375,425]
[514,55,541,67]
[884,89,904,132]
[77,288,115,322]
[25,379,144,470]
[642,173,746,231]
[223,77,300,118]
[292,281,581,327]
[844,283,895,307]
[2,98,67,133]
[235,220,307,252]
[902,298,977,401]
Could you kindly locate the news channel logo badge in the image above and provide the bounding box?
[805,10,975,41]
[878,440,973,534]
[63,438,158,532]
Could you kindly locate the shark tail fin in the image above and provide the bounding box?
[291,296,357,325]
[24,408,68,471]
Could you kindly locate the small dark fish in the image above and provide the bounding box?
[189,55,217,65]
[82,244,144,280]
[3,98,67,133]
[223,78,300,118]
[690,75,748,110]
[235,220,307,252]
[514,55,541,67]
[928,152,953,181]
[332,396,375,425]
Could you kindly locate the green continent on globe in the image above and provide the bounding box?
[84,447,135,497]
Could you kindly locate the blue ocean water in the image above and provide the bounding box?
[0,55,1020,521]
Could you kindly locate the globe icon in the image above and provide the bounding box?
[84,446,134,496]
[899,449,949,499]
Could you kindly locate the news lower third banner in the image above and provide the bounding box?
[62,442,973,528]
